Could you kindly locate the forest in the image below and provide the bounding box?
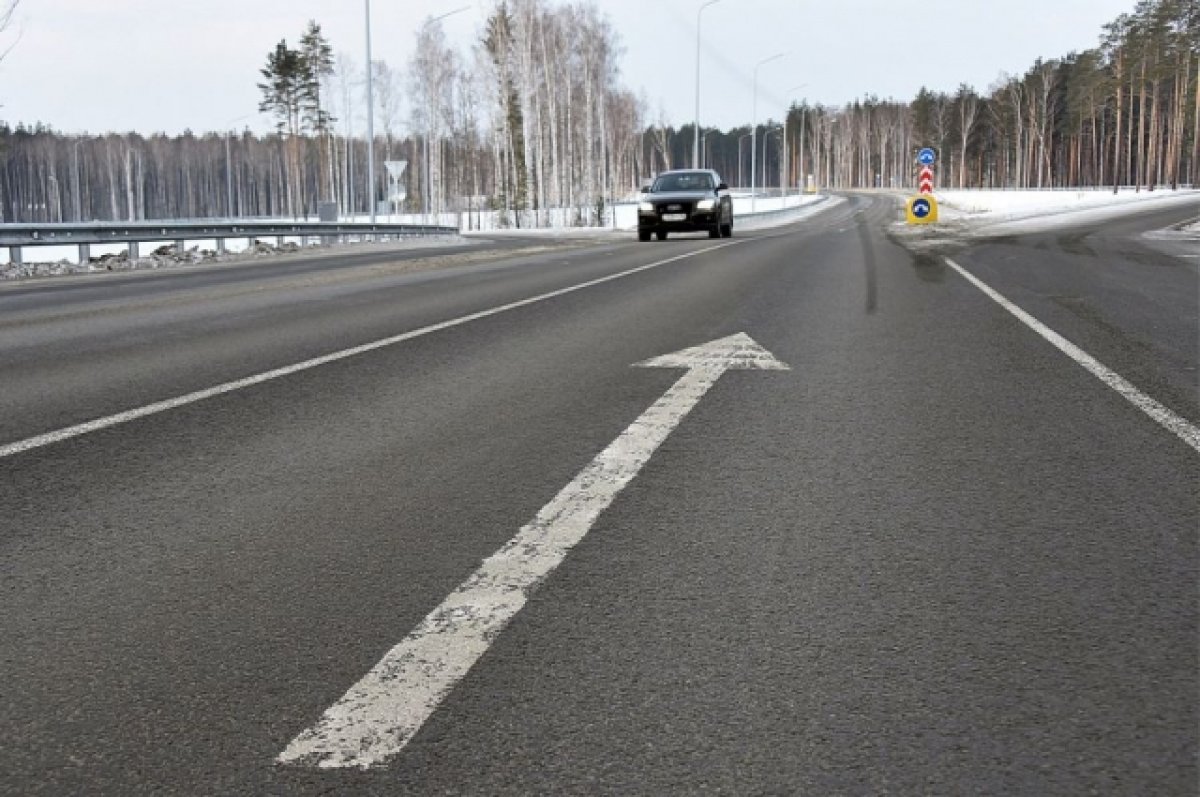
[0,0,1195,225]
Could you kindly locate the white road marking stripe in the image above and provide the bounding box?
[0,241,745,460]
[944,257,1200,454]
[276,334,789,769]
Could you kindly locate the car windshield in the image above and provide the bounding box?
[652,173,714,193]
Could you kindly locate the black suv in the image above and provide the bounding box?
[637,169,734,242]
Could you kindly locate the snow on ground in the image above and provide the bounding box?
[733,194,840,231]
[0,234,465,281]
[931,187,1200,236]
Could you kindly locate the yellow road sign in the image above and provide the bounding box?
[906,195,938,224]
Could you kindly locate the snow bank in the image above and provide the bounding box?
[734,194,839,231]
[934,187,1200,235]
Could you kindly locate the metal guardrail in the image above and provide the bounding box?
[1,220,460,265]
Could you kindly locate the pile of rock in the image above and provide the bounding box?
[3,238,324,281]
[247,240,302,256]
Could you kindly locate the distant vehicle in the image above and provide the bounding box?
[637,169,733,242]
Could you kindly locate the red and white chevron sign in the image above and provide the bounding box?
[918,165,935,194]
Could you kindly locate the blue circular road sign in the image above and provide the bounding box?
[918,148,936,165]
[912,198,932,218]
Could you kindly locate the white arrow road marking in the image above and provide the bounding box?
[276,333,789,769]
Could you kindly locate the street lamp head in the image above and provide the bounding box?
[424,5,470,27]
[693,0,724,168]
[755,52,787,72]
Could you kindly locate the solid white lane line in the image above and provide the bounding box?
[0,241,745,460]
[944,257,1200,454]
[276,334,790,769]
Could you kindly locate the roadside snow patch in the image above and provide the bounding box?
[936,188,1200,236]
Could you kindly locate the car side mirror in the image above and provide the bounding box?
[717,182,729,191]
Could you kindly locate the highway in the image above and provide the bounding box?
[1,194,1197,794]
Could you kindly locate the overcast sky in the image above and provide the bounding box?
[1,0,1137,136]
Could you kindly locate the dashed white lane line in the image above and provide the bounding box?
[276,334,789,769]
[944,257,1200,454]
[0,241,746,460]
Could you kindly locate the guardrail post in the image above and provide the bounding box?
[78,244,90,264]
[9,246,21,266]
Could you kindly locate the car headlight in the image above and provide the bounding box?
[639,201,655,212]
[696,199,717,211]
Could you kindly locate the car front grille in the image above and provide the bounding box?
[656,202,694,215]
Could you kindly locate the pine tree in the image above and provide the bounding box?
[299,21,335,135]
[258,41,304,137]
[298,21,335,204]
[258,40,306,216]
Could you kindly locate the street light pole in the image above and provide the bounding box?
[47,175,61,223]
[824,117,839,190]
[751,52,785,213]
[225,133,235,217]
[693,0,721,169]
[777,83,806,196]
[72,139,83,221]
[365,0,377,223]
[799,105,807,194]
[418,6,471,223]
[762,126,781,196]
[783,83,806,197]
[738,132,753,187]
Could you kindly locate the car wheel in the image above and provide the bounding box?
[655,230,668,241]
[708,225,720,239]
[638,229,651,242]
[721,222,733,238]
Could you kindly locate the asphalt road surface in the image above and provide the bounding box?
[2,194,1197,795]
